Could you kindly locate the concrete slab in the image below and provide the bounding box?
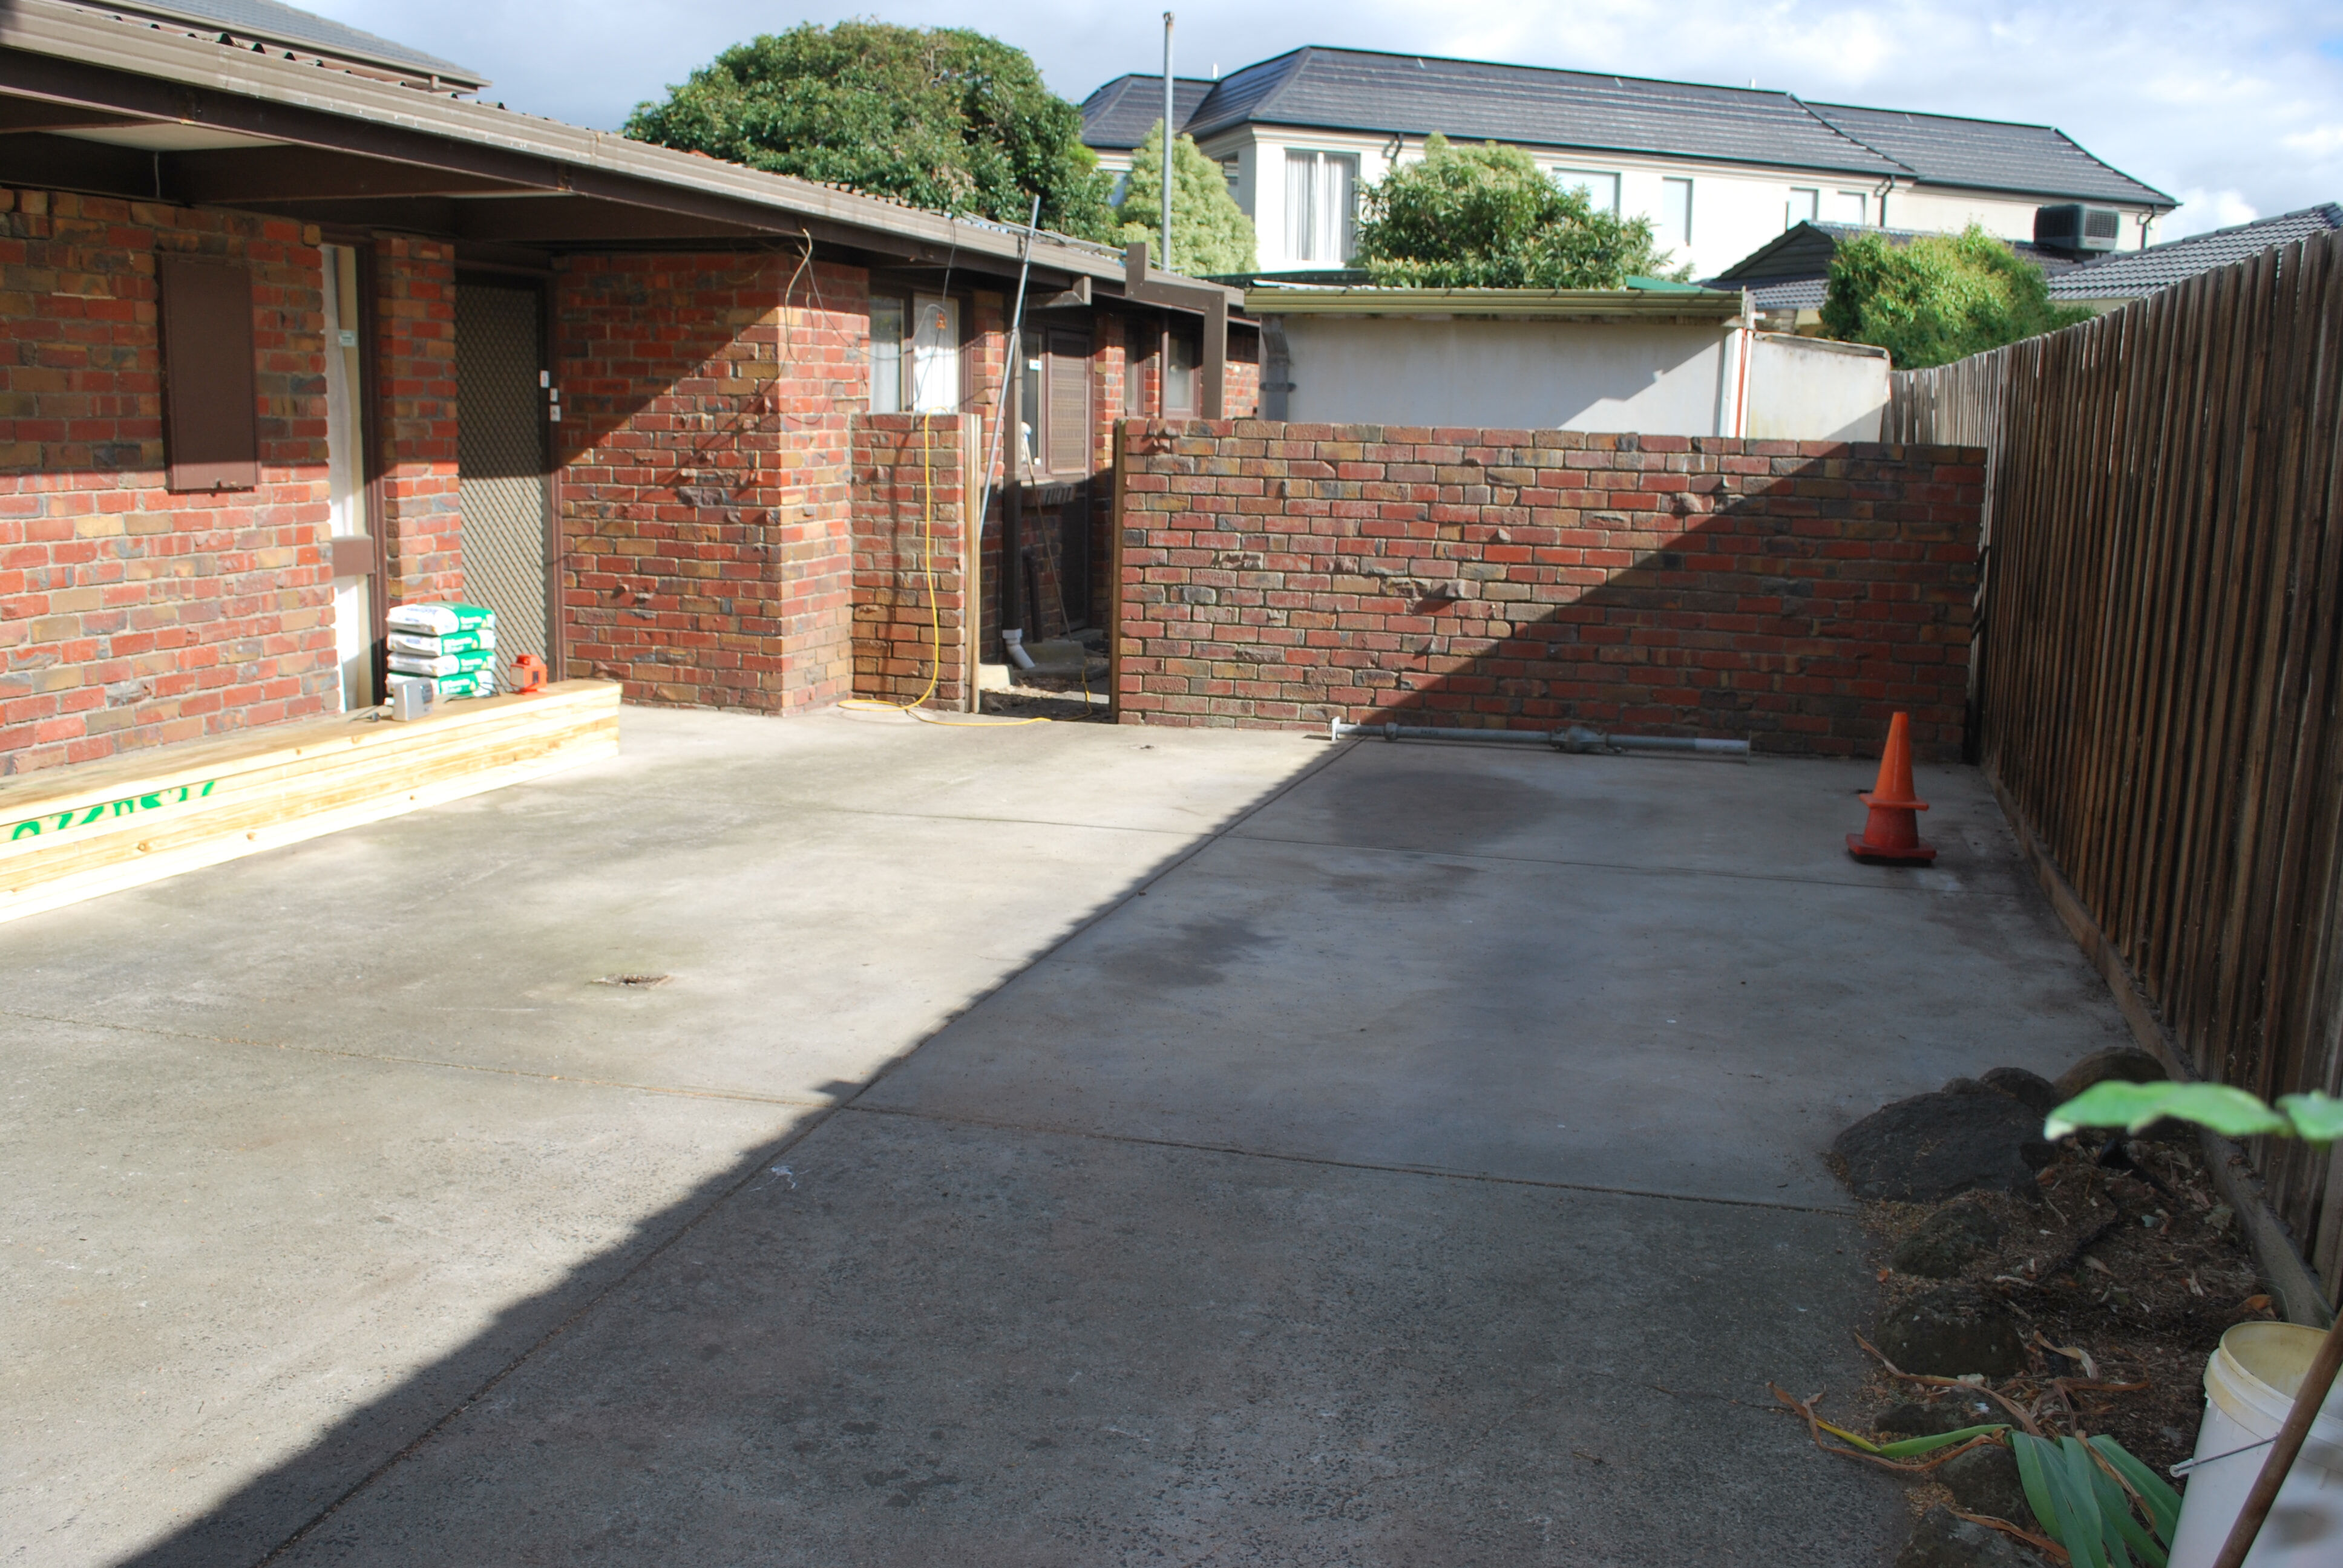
[1,719,2138,1566]
[271,1112,1898,1568]
[861,744,2128,1207]
[0,708,1322,1566]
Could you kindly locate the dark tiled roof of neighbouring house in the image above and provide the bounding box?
[1804,102,2172,206]
[2048,203,2343,299]
[1083,47,2175,211]
[1079,74,1219,151]
[87,0,482,88]
[1707,221,2083,296]
[1156,48,1904,178]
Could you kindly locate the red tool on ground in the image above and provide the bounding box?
[508,653,548,696]
[1846,711,1936,863]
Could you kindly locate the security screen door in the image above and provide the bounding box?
[454,280,553,675]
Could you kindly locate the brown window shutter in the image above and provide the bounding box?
[1046,332,1089,475]
[158,256,259,492]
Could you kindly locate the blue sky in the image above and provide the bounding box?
[317,0,2343,240]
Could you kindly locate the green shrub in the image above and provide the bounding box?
[624,22,1115,240]
[1355,134,1677,289]
[1112,121,1257,276]
[1821,226,2094,368]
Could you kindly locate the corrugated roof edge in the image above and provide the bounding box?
[76,0,485,91]
[1244,284,1746,319]
[11,0,1245,303]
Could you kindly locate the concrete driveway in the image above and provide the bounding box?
[0,708,2132,1566]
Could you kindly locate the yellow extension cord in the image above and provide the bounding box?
[837,413,1058,727]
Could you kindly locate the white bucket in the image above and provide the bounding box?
[2167,1322,2343,1567]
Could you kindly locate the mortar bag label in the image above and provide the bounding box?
[386,602,496,636]
[388,649,496,678]
[387,629,496,656]
[390,671,494,699]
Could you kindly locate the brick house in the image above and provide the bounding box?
[0,0,1256,774]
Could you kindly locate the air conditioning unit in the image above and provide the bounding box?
[2034,203,2124,252]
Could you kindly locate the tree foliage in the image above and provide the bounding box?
[1111,121,1257,277]
[1354,134,1677,289]
[1821,226,2095,369]
[624,22,1115,240]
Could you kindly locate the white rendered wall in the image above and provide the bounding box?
[1274,315,1737,434]
[1196,126,2158,276]
[1743,333,1891,442]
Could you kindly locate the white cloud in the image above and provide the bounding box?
[2163,189,2261,239]
[306,0,2343,225]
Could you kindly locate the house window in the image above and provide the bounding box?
[157,256,258,492]
[1551,169,1620,214]
[1019,331,1093,478]
[1788,188,1820,227]
[1655,177,1693,258]
[873,293,960,413]
[1162,328,1199,414]
[1221,157,1241,198]
[870,296,906,412]
[909,295,960,413]
[1124,322,1150,416]
[1109,169,1132,207]
[1825,189,1869,224]
[1283,149,1357,263]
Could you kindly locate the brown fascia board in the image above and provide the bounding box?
[0,0,1221,305]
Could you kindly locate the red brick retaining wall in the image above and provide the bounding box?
[851,414,976,708]
[1113,421,1983,759]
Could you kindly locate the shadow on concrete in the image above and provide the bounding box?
[96,725,1342,1568]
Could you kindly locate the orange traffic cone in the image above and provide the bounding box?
[1846,712,1936,863]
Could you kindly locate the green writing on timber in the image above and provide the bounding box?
[7,780,217,841]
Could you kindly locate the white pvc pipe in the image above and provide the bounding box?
[1002,629,1037,671]
[1329,717,1749,759]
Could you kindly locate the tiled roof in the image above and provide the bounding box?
[1706,221,2085,293]
[1156,48,1903,178]
[1804,102,2171,206]
[96,0,481,87]
[1078,74,1219,151]
[2048,203,2343,299]
[1082,47,2173,209]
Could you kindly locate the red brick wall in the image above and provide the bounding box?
[852,414,975,707]
[375,235,460,603]
[0,189,338,775]
[556,252,865,711]
[1114,420,1982,759]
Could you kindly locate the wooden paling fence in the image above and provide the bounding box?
[1889,229,2343,1305]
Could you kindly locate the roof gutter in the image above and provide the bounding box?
[1244,286,1746,322]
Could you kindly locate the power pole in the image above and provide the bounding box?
[1161,11,1175,272]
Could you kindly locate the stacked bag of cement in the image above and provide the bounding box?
[387,603,497,701]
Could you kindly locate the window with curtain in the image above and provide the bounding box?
[1163,330,1198,413]
[1656,178,1693,258]
[870,296,905,412]
[1825,189,1869,224]
[909,294,959,413]
[1550,169,1620,214]
[1284,150,1357,263]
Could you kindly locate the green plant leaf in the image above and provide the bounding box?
[2090,1434,2180,1547]
[2013,1432,2062,1542]
[2044,1436,2112,1568]
[1875,1422,2009,1458]
[2275,1091,2343,1144]
[2044,1081,2292,1141]
[2076,1437,2157,1567]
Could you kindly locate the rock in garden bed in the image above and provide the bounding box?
[1829,1077,2055,1203]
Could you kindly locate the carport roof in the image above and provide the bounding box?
[94,0,483,91]
[0,0,1240,307]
